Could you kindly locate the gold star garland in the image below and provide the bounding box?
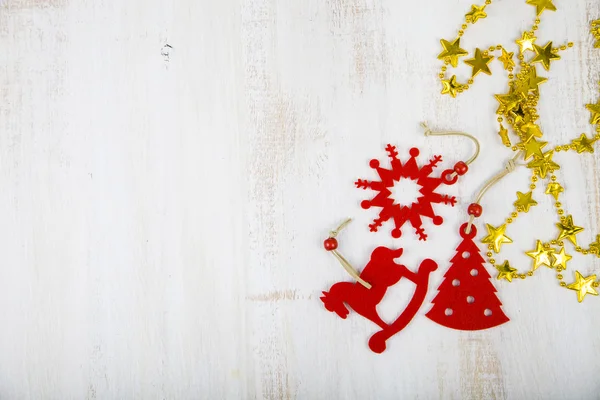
[438,2,600,302]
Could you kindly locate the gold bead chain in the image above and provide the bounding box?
[438,2,600,302]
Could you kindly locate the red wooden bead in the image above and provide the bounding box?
[324,237,338,251]
[453,161,469,176]
[468,203,483,217]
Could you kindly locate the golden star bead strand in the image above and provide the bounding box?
[472,163,600,299]
[436,0,573,100]
[480,167,600,302]
[438,2,600,302]
[545,171,600,303]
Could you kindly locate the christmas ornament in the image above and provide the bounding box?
[438,38,468,68]
[427,223,509,330]
[356,123,478,241]
[321,219,437,353]
[525,0,556,16]
[436,1,600,303]
[567,271,598,303]
[481,223,513,253]
[531,41,561,70]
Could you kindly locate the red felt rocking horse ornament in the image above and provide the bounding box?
[321,219,438,353]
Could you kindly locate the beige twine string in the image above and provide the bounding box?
[465,151,524,234]
[420,121,481,180]
[328,219,372,289]
[420,121,526,234]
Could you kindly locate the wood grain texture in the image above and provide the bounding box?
[0,0,599,398]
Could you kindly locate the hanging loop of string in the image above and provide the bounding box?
[420,121,481,180]
[329,218,352,238]
[326,219,372,289]
[465,151,524,234]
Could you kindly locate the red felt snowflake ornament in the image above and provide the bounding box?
[356,145,460,240]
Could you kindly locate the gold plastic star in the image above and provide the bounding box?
[571,134,597,154]
[527,151,559,178]
[567,271,598,303]
[464,48,494,77]
[526,0,556,16]
[526,240,554,270]
[482,223,513,253]
[498,48,515,70]
[512,79,530,96]
[516,31,537,53]
[496,261,517,282]
[551,247,572,270]
[466,4,487,23]
[498,124,511,147]
[532,41,561,71]
[521,122,544,140]
[495,90,524,115]
[589,235,600,257]
[586,102,600,125]
[438,38,468,67]
[514,191,538,212]
[556,215,584,246]
[526,66,547,92]
[546,182,564,200]
[510,103,529,125]
[519,136,547,160]
[441,75,462,98]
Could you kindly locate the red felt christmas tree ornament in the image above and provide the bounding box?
[426,223,509,330]
[427,158,518,330]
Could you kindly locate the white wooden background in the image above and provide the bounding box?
[0,0,599,398]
